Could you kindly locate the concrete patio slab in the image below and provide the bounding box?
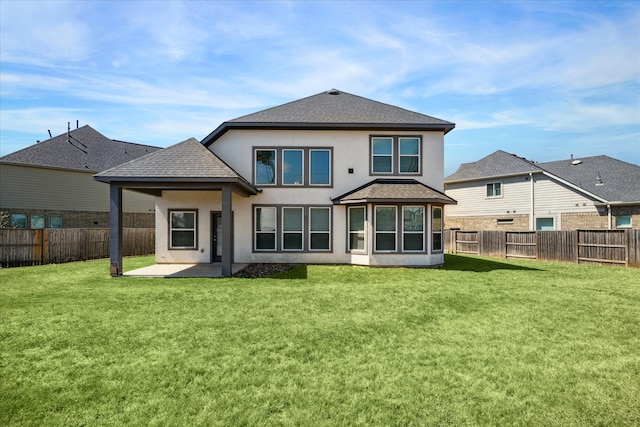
[124,263,248,278]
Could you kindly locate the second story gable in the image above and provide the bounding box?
[201,90,455,196]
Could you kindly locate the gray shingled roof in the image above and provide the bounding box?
[0,125,160,172]
[95,137,251,183]
[538,156,640,203]
[446,150,640,203]
[332,179,456,205]
[202,89,455,146]
[445,150,541,183]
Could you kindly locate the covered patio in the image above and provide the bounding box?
[94,138,258,277]
[124,263,250,278]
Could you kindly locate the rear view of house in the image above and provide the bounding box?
[96,90,456,276]
[445,150,640,231]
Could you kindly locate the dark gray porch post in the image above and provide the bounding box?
[109,184,123,276]
[221,184,233,277]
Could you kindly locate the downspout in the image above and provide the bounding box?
[607,204,612,230]
[530,173,535,231]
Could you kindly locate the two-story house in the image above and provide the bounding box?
[95,90,456,276]
[1,125,160,229]
[444,150,640,231]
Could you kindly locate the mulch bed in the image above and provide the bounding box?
[232,263,293,278]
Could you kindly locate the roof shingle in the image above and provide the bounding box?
[332,179,456,205]
[0,125,160,172]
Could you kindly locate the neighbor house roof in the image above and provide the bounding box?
[202,89,455,146]
[445,150,640,204]
[0,125,160,172]
[445,150,541,183]
[332,179,456,205]
[94,138,258,196]
[538,156,640,204]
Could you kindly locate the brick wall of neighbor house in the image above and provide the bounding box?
[1,209,155,229]
[561,206,640,230]
[445,214,530,231]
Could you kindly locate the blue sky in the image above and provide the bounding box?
[1,0,638,175]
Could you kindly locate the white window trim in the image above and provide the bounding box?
[348,206,367,253]
[486,181,503,198]
[255,206,277,251]
[309,207,331,251]
[398,137,421,175]
[615,215,632,229]
[371,137,394,175]
[309,149,332,186]
[255,149,277,186]
[432,206,443,253]
[402,206,425,252]
[282,149,304,186]
[282,207,304,251]
[169,210,197,250]
[374,206,397,253]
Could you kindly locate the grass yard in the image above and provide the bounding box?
[1,255,639,426]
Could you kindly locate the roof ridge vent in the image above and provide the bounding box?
[327,89,340,95]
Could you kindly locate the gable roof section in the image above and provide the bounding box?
[94,138,257,196]
[202,89,455,146]
[538,156,640,203]
[0,125,160,172]
[332,179,456,205]
[445,150,542,183]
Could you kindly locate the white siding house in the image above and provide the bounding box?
[445,150,640,231]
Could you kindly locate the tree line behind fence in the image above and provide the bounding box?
[0,228,155,268]
[445,229,640,268]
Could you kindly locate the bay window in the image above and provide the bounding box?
[403,206,424,251]
[432,207,443,252]
[348,206,366,252]
[375,206,397,252]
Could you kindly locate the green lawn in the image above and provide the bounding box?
[1,255,639,426]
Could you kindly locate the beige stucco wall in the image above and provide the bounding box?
[154,128,448,266]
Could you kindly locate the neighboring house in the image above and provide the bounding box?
[95,89,456,276]
[0,125,161,229]
[444,150,640,231]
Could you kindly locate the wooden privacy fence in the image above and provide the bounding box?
[0,228,155,268]
[446,229,640,268]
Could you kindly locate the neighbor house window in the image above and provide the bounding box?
[370,136,422,175]
[255,149,276,185]
[283,149,303,185]
[616,215,631,228]
[282,207,303,250]
[486,182,502,198]
[375,206,397,252]
[348,206,366,252]
[309,149,331,185]
[432,207,443,252]
[31,215,45,229]
[169,210,197,249]
[536,217,554,231]
[11,214,27,229]
[254,148,332,186]
[255,207,277,250]
[49,215,62,229]
[403,206,424,251]
[309,207,331,250]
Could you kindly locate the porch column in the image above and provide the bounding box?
[109,184,123,276]
[221,184,233,277]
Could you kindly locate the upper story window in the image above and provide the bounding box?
[370,136,421,175]
[254,148,332,187]
[486,182,502,198]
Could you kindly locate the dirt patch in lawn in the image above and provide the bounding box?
[233,263,293,278]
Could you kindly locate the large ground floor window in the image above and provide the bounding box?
[169,210,197,249]
[254,205,332,252]
[347,204,443,254]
